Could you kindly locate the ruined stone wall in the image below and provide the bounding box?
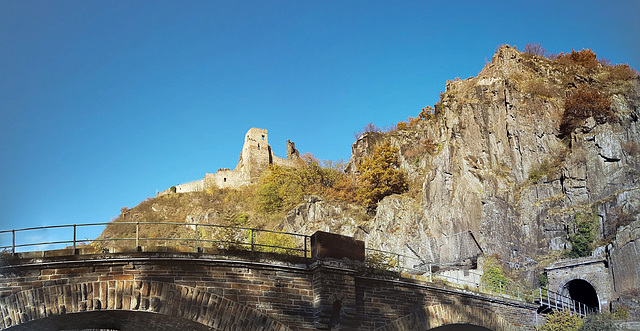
[203,169,245,190]
[158,128,300,196]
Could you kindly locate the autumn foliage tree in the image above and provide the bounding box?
[560,87,614,138]
[555,48,599,68]
[356,141,408,209]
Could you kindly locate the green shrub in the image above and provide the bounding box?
[482,256,508,292]
[365,251,398,271]
[529,156,564,183]
[565,212,598,258]
[255,165,303,213]
[539,273,549,287]
[579,312,621,331]
[541,309,583,331]
[255,155,360,213]
[611,307,630,320]
[254,231,298,255]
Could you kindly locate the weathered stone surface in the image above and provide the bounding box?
[0,252,539,330]
[282,195,363,237]
[610,219,640,295]
[341,45,640,278]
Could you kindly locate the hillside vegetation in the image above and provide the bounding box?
[100,150,406,243]
[100,44,639,282]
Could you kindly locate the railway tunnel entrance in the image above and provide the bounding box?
[560,279,600,311]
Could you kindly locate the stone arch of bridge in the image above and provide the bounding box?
[373,303,520,331]
[430,324,492,330]
[558,278,600,311]
[0,281,290,331]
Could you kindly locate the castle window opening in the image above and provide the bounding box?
[258,144,260,150]
[261,135,265,140]
[224,178,226,182]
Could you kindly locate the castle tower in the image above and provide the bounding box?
[239,128,272,181]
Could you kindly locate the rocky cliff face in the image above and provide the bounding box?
[286,46,640,286]
[104,45,639,302]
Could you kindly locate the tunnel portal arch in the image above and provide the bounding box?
[544,257,613,312]
[559,279,600,311]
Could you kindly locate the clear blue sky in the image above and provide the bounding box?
[1,1,638,248]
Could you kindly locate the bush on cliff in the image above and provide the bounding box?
[565,211,599,258]
[355,141,408,209]
[255,155,358,213]
[559,87,614,138]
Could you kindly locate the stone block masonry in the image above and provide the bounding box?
[545,257,613,312]
[1,253,540,330]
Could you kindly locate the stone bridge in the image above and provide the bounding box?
[0,233,541,330]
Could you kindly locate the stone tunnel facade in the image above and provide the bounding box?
[0,253,540,331]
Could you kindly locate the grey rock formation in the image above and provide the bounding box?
[278,46,640,306]
[346,46,640,265]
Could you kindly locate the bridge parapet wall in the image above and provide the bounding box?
[1,254,540,330]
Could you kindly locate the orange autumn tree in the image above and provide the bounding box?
[356,141,408,209]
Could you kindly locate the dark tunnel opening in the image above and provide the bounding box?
[563,279,599,310]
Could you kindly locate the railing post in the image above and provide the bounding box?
[136,222,139,248]
[396,253,401,274]
[304,236,308,258]
[538,288,541,303]
[428,263,432,283]
[250,229,255,252]
[73,224,77,254]
[11,230,15,254]
[195,224,199,253]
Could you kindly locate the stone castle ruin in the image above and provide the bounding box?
[158,128,300,195]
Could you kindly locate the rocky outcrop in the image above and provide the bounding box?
[281,195,363,237]
[343,46,640,276]
[611,218,640,295]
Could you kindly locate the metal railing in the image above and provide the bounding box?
[0,222,311,258]
[1,222,596,317]
[534,287,596,317]
[363,248,596,316]
[364,248,532,300]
